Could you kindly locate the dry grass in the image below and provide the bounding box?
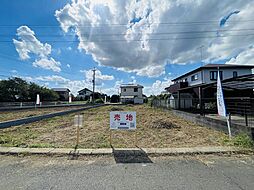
[0,105,227,148]
[0,106,86,122]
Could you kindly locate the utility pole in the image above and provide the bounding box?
[197,45,204,66]
[92,67,96,104]
[197,45,205,83]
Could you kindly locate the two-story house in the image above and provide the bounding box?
[120,84,144,104]
[77,88,93,100]
[52,88,70,101]
[165,64,254,110]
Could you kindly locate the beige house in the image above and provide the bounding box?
[120,84,144,104]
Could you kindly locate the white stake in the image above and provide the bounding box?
[226,115,232,138]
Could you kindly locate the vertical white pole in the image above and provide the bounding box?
[226,116,232,138]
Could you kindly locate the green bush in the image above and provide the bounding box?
[110,94,120,103]
[95,98,104,104]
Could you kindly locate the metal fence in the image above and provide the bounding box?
[151,97,254,128]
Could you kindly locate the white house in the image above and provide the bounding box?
[77,88,92,100]
[120,84,144,104]
[169,64,253,87]
[165,64,254,110]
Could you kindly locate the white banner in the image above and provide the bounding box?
[217,71,226,117]
[110,111,136,130]
[36,94,40,105]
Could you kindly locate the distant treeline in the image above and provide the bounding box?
[0,77,59,102]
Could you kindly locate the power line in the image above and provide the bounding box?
[0,19,254,27]
[1,28,254,37]
[0,33,253,43]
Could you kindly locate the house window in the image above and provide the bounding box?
[123,88,126,92]
[233,71,238,78]
[184,78,188,82]
[134,88,138,92]
[191,74,198,81]
[210,71,223,80]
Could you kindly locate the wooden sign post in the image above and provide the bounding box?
[74,114,83,147]
[134,131,137,147]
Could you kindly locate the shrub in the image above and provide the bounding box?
[95,98,104,104]
[110,94,120,103]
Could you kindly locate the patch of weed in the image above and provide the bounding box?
[222,133,254,149]
[28,143,55,148]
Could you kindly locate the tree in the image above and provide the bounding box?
[110,94,120,103]
[0,77,29,102]
[0,77,59,102]
[40,87,59,101]
[28,83,42,101]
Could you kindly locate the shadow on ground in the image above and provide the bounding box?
[112,148,153,164]
[68,149,79,160]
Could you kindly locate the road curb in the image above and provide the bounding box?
[0,146,252,156]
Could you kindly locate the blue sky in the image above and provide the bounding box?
[0,0,253,95]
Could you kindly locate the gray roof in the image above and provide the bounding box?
[52,88,70,92]
[78,88,92,93]
[120,84,144,88]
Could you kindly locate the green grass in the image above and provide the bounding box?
[28,143,55,148]
[0,135,24,147]
[222,133,254,149]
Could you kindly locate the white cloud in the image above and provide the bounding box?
[33,58,61,72]
[36,75,69,83]
[13,25,61,72]
[130,76,137,84]
[134,65,166,77]
[225,46,254,65]
[55,0,254,77]
[101,80,123,95]
[67,64,71,68]
[144,77,172,96]
[35,70,114,95]
[13,26,51,60]
[35,75,86,95]
[80,69,114,86]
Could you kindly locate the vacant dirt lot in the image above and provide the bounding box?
[0,106,87,122]
[0,105,227,148]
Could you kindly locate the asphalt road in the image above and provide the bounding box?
[0,154,253,190]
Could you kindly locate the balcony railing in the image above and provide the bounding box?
[166,82,188,93]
